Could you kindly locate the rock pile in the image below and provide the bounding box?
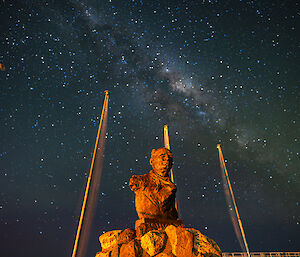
[95,225,222,257]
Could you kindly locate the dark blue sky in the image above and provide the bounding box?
[0,1,299,256]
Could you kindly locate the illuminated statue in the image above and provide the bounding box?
[95,147,223,257]
[129,147,178,221]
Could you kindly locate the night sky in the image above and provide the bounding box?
[0,0,299,256]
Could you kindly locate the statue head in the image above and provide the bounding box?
[150,148,173,177]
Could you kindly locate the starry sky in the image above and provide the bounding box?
[0,0,299,256]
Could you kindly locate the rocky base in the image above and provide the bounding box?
[96,225,222,257]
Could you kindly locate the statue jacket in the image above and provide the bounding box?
[129,170,178,220]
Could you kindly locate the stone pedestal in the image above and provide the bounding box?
[135,218,184,238]
[95,225,222,257]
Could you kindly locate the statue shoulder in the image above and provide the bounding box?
[129,173,149,191]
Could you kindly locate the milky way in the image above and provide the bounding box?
[0,1,299,256]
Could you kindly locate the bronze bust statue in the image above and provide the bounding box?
[129,147,178,221]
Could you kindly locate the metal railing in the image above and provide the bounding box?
[223,253,300,257]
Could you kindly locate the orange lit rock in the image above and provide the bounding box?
[141,250,151,257]
[117,228,136,245]
[156,253,175,257]
[140,230,167,256]
[95,250,110,257]
[110,244,121,257]
[161,236,173,255]
[165,225,194,257]
[119,239,142,257]
[186,228,222,257]
[99,230,122,250]
[135,218,183,238]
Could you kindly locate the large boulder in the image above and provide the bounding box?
[110,244,121,257]
[165,225,194,257]
[117,229,136,245]
[156,253,175,257]
[140,230,167,256]
[95,251,110,257]
[186,228,222,257]
[99,230,122,250]
[135,218,184,238]
[141,250,151,257]
[119,239,142,257]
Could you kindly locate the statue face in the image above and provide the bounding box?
[150,148,172,176]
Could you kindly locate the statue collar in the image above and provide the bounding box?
[149,170,173,185]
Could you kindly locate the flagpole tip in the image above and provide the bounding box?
[104,90,110,95]
[217,144,221,149]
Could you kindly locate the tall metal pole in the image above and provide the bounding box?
[163,124,178,213]
[217,144,250,257]
[71,90,109,257]
[164,125,175,183]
